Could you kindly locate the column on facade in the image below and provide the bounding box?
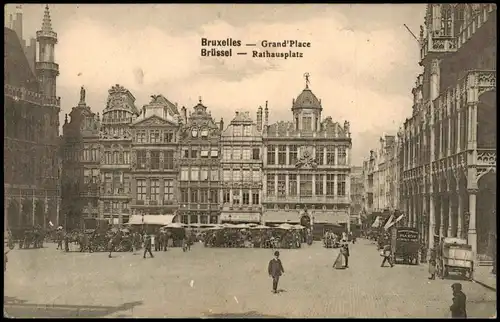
[468,188,478,256]
[439,190,445,237]
[447,184,453,237]
[297,174,301,198]
[345,175,350,201]
[274,146,278,165]
[456,108,461,153]
[312,174,316,196]
[334,146,338,166]
[274,174,278,197]
[447,107,452,156]
[322,147,327,166]
[333,174,338,196]
[422,190,428,244]
[249,188,252,205]
[457,187,463,238]
[323,174,327,196]
[286,145,290,165]
[285,174,289,197]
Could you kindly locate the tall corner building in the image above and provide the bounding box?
[4,5,61,229]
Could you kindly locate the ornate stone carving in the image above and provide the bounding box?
[296,146,317,169]
[430,59,441,75]
[476,167,495,183]
[477,150,496,166]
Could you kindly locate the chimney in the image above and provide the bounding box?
[220,118,224,131]
[14,6,23,43]
[256,106,263,131]
[181,106,187,124]
[264,101,269,127]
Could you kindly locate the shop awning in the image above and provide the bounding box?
[313,211,349,225]
[220,212,260,223]
[128,214,177,226]
[263,210,301,224]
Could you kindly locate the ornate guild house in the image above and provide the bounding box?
[401,4,496,261]
[5,6,61,229]
[130,95,180,222]
[220,111,263,224]
[262,77,353,237]
[178,100,222,225]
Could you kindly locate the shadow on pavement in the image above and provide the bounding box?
[204,311,284,318]
[4,296,143,318]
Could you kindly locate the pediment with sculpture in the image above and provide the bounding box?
[295,145,318,168]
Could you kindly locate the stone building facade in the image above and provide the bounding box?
[178,100,222,225]
[130,95,180,218]
[401,4,496,260]
[350,166,364,227]
[262,80,352,235]
[220,111,263,224]
[5,6,61,229]
[98,84,139,224]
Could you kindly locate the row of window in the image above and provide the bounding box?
[182,147,219,159]
[103,151,131,165]
[266,174,347,197]
[179,189,219,204]
[222,169,261,182]
[180,167,220,181]
[136,150,175,170]
[136,179,175,201]
[266,145,347,166]
[103,201,130,213]
[222,190,260,205]
[103,173,132,194]
[82,149,100,162]
[136,130,175,143]
[180,215,218,225]
[230,125,253,137]
[222,147,260,161]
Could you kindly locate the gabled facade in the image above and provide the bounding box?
[178,100,222,225]
[130,95,181,217]
[98,84,139,224]
[220,111,263,224]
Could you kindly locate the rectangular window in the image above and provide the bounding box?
[210,189,218,204]
[201,149,209,158]
[163,151,173,169]
[181,167,189,181]
[124,151,130,164]
[232,190,240,205]
[150,130,160,143]
[200,189,208,203]
[338,147,347,165]
[181,215,189,224]
[278,145,287,165]
[137,150,147,169]
[242,190,250,205]
[303,116,312,131]
[200,215,208,224]
[233,147,241,160]
[326,174,335,196]
[113,151,119,164]
[242,148,251,160]
[151,151,160,170]
[277,174,286,198]
[223,169,231,181]
[337,174,346,196]
[210,148,218,158]
[252,148,260,160]
[289,174,297,196]
[233,125,242,136]
[243,170,251,182]
[190,189,198,203]
[137,130,146,143]
[326,147,335,165]
[267,145,276,165]
[289,145,298,165]
[233,170,241,181]
[191,149,198,159]
[252,192,259,205]
[267,174,275,196]
[180,188,188,202]
[150,179,159,201]
[104,202,111,213]
[164,180,173,201]
[210,168,219,181]
[191,167,199,181]
[124,175,131,194]
[105,151,111,164]
[315,174,324,196]
[113,172,121,194]
[223,147,231,160]
[243,125,251,136]
[252,170,261,182]
[223,189,230,203]
[210,216,218,224]
[183,149,189,158]
[104,173,112,194]
[200,167,209,181]
[300,174,313,196]
[112,201,119,213]
[164,132,174,143]
[137,179,146,200]
[190,215,198,224]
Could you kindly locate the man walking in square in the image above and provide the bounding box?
[143,233,154,259]
[268,251,285,294]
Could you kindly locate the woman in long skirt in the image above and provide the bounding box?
[334,248,346,269]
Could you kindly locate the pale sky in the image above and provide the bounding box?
[5,4,426,165]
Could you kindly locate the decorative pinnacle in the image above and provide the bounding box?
[304,72,310,88]
[42,5,53,32]
[198,96,202,104]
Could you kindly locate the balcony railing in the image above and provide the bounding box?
[263,195,350,204]
[420,35,457,61]
[101,117,133,124]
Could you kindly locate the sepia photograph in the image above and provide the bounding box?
[3,3,497,318]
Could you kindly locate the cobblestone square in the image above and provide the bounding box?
[4,239,496,318]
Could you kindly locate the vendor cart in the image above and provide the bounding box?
[437,237,474,281]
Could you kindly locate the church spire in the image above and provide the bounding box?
[42,5,53,32]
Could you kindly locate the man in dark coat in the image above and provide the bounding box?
[268,251,285,294]
[450,283,467,318]
[380,243,394,267]
[143,233,154,259]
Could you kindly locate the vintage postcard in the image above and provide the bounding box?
[3,3,497,318]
